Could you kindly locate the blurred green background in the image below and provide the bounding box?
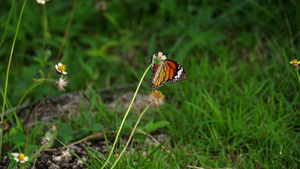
[1,0,298,105]
[0,0,299,167]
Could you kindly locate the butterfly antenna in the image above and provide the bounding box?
[156,44,165,53]
[168,52,175,58]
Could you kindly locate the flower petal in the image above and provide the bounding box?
[14,157,19,162]
[11,153,19,157]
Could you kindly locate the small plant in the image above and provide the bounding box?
[290,59,300,85]
[0,0,69,168]
[102,52,186,168]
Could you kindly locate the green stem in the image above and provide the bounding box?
[101,63,154,169]
[0,0,15,49]
[0,0,27,157]
[30,144,47,161]
[55,0,77,61]
[24,88,54,169]
[297,71,300,86]
[42,4,47,64]
[111,105,150,168]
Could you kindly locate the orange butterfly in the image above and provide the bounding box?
[150,52,186,90]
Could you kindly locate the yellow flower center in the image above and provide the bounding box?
[291,59,299,65]
[18,153,25,161]
[58,64,66,72]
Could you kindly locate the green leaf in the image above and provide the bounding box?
[57,124,74,143]
[145,120,170,133]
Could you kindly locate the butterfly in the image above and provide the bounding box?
[150,52,186,90]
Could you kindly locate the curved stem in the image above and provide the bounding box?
[101,63,154,169]
[0,0,15,49]
[111,105,150,168]
[0,0,27,157]
[55,0,78,62]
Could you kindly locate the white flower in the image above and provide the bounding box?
[157,52,167,60]
[37,0,49,5]
[11,153,28,163]
[290,59,300,66]
[151,52,167,65]
[55,63,67,75]
[55,76,69,91]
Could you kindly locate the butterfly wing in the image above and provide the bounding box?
[150,55,156,72]
[151,63,166,90]
[164,59,186,82]
[150,53,186,90]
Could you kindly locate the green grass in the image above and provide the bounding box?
[0,0,299,168]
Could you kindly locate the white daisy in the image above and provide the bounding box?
[36,0,49,5]
[11,153,28,163]
[55,63,67,75]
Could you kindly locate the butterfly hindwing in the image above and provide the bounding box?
[165,59,186,82]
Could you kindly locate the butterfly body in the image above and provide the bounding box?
[150,52,186,90]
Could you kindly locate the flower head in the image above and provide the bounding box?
[148,90,165,107]
[290,59,300,70]
[55,76,69,91]
[96,1,107,11]
[0,122,8,130]
[37,0,49,5]
[11,153,28,163]
[152,52,167,65]
[157,52,167,60]
[55,63,67,75]
[42,125,57,147]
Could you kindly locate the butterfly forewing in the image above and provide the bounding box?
[165,60,186,82]
[152,64,166,89]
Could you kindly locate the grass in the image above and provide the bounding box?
[0,0,299,168]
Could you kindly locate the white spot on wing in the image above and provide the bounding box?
[175,67,183,79]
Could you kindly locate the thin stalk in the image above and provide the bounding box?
[24,88,54,168]
[297,71,300,86]
[101,63,154,169]
[0,0,15,49]
[55,0,78,62]
[0,0,27,156]
[111,105,150,168]
[30,144,47,161]
[42,4,47,63]
[31,144,47,168]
